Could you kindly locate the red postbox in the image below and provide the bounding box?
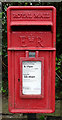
[7,6,56,113]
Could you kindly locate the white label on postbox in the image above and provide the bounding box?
[22,61,41,95]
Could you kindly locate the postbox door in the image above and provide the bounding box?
[14,50,54,111]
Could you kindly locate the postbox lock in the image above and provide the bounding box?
[18,79,20,82]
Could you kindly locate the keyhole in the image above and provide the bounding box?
[18,79,20,82]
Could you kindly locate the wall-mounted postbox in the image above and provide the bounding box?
[7,6,56,113]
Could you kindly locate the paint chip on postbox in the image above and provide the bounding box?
[22,61,41,95]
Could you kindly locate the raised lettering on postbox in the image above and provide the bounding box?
[19,35,43,47]
[11,10,52,21]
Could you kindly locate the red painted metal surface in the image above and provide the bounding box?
[7,6,56,113]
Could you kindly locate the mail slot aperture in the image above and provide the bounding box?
[10,25,52,48]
